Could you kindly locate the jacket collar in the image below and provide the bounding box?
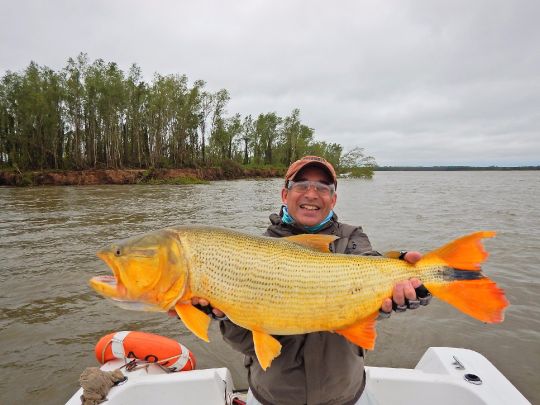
[269,207,338,234]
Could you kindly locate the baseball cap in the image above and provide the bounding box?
[284,156,337,188]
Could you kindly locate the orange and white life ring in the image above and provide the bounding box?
[95,331,196,371]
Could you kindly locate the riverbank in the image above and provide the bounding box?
[0,167,283,186]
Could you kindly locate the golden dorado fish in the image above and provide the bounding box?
[90,226,508,370]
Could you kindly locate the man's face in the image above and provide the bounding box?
[281,166,337,227]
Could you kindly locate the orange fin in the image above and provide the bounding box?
[425,278,508,323]
[252,330,282,370]
[423,231,496,270]
[421,231,508,323]
[284,234,338,252]
[384,250,402,259]
[335,312,378,350]
[175,302,211,342]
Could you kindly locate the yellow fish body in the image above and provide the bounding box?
[90,226,508,370]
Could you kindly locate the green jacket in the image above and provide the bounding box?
[220,212,380,405]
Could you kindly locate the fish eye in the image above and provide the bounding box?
[114,247,122,256]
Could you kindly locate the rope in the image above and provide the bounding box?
[79,368,126,405]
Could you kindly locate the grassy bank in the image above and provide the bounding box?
[0,166,284,187]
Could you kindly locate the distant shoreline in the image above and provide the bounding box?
[1,165,538,186]
[374,166,540,171]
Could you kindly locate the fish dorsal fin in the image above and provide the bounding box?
[175,302,211,342]
[252,330,282,370]
[384,250,401,259]
[284,234,339,252]
[335,311,378,350]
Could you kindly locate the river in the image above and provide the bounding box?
[0,171,538,404]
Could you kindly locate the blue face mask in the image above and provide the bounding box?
[281,205,334,233]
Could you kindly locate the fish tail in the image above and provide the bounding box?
[421,231,509,323]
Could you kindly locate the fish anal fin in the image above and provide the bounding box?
[284,234,339,252]
[335,312,378,350]
[425,278,508,323]
[423,231,496,270]
[175,302,211,342]
[252,330,282,370]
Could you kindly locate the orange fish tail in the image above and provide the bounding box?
[423,231,496,270]
[422,231,509,323]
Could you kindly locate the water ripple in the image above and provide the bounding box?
[0,172,539,404]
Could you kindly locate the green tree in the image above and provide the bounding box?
[305,141,342,169]
[63,53,87,168]
[209,112,242,162]
[197,88,213,164]
[124,63,148,167]
[241,115,254,164]
[339,147,377,178]
[2,72,26,168]
[254,112,281,165]
[0,54,375,174]
[280,108,314,165]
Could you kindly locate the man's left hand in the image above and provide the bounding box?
[380,251,428,315]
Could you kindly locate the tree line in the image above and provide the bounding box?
[0,53,375,175]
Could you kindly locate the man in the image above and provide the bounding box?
[194,155,428,405]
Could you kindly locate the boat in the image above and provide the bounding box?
[65,346,531,405]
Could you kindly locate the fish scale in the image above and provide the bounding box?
[174,227,432,333]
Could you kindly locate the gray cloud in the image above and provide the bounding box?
[1,0,538,165]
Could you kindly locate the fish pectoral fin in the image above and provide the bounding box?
[252,330,282,371]
[335,312,378,350]
[284,234,339,252]
[175,302,211,342]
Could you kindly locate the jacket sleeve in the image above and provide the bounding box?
[219,319,256,357]
[344,226,381,256]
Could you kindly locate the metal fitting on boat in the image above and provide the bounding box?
[464,373,483,385]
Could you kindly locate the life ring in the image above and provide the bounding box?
[95,331,196,371]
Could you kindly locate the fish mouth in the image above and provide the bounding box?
[89,274,123,298]
[89,275,163,311]
[91,250,130,303]
[91,250,125,299]
[91,249,167,312]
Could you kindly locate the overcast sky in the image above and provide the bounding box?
[1,0,539,166]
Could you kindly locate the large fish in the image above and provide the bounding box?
[90,226,508,370]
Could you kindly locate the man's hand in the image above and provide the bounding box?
[191,297,225,318]
[381,278,422,313]
[167,297,225,319]
[380,251,431,317]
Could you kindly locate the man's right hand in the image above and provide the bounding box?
[191,297,225,318]
[381,278,422,313]
[380,251,431,316]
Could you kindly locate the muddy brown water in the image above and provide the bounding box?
[0,171,538,404]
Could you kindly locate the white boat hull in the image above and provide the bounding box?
[363,347,530,405]
[66,347,530,405]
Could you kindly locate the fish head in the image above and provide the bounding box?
[90,229,188,312]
